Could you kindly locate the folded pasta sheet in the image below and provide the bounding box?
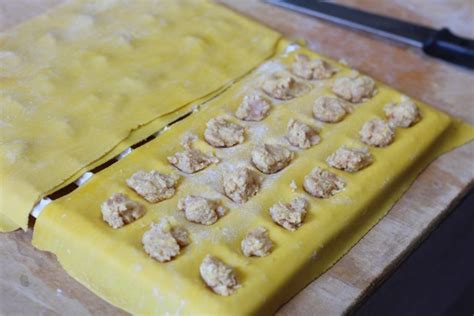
[0,0,281,231]
[33,43,474,315]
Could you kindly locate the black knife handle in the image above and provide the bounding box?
[422,28,474,70]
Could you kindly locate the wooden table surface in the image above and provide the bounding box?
[1,1,473,315]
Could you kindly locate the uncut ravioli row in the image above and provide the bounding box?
[99,52,421,297]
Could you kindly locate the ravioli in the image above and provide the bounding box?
[32,42,474,315]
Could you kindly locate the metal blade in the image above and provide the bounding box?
[266,0,437,48]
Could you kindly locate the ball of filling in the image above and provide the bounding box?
[101,193,145,229]
[287,119,320,149]
[126,170,179,203]
[251,143,293,174]
[332,75,376,103]
[269,197,308,231]
[327,146,373,173]
[241,226,273,257]
[223,167,260,204]
[142,218,189,262]
[359,118,395,147]
[235,94,271,121]
[200,255,240,296]
[178,195,225,225]
[291,53,337,80]
[303,167,346,198]
[261,73,310,100]
[204,117,245,148]
[313,96,351,123]
[168,147,218,174]
[384,99,421,128]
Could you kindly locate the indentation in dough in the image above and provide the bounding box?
[235,94,271,121]
[1,93,36,117]
[332,75,376,103]
[141,13,157,24]
[241,226,273,257]
[269,197,308,231]
[0,51,21,72]
[313,96,352,123]
[384,99,421,128]
[38,33,58,47]
[204,117,245,148]
[32,33,58,63]
[183,35,207,53]
[359,118,395,147]
[0,119,12,128]
[105,93,130,111]
[0,51,21,78]
[178,195,226,225]
[83,0,118,14]
[55,117,77,138]
[251,144,293,174]
[200,255,240,296]
[1,140,30,164]
[27,74,56,95]
[291,54,337,80]
[126,170,179,203]
[168,138,218,174]
[142,217,189,263]
[101,193,145,229]
[157,17,170,27]
[261,73,310,100]
[63,14,95,39]
[223,167,260,204]
[327,146,373,172]
[116,76,148,95]
[303,167,346,198]
[287,119,320,149]
[107,30,137,47]
[89,54,109,68]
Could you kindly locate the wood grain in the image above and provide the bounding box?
[1,1,473,315]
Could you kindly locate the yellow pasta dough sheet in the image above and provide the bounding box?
[0,0,281,231]
[32,42,474,315]
[0,102,194,233]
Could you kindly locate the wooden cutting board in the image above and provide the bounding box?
[0,1,473,315]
